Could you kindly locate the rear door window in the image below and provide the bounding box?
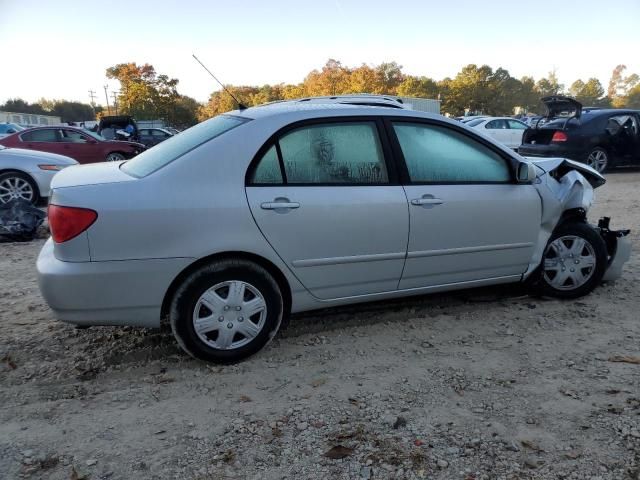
[249,121,389,185]
[21,129,59,142]
[485,119,508,130]
[507,120,528,130]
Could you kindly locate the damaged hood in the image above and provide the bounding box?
[524,157,606,189]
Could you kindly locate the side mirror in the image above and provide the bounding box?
[517,162,537,183]
[7,129,16,134]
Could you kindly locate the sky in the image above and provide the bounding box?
[1,0,639,105]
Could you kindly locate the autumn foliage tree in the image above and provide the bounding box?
[194,59,634,120]
[106,63,199,127]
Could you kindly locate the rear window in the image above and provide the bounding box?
[121,115,249,177]
[465,118,485,127]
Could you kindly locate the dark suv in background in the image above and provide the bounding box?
[519,96,640,172]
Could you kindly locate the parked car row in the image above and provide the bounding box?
[519,97,640,173]
[456,97,640,172]
[0,126,145,164]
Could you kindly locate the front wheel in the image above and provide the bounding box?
[105,152,125,162]
[586,147,609,173]
[169,259,284,363]
[538,222,607,299]
[0,172,39,205]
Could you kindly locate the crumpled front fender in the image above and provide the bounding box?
[524,161,597,278]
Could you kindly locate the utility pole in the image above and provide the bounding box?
[111,91,119,115]
[103,85,111,115]
[88,90,97,118]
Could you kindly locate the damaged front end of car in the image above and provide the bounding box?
[524,157,631,281]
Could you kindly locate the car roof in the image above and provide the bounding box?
[581,108,639,117]
[233,101,444,122]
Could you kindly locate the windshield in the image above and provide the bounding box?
[121,115,249,178]
[466,118,486,127]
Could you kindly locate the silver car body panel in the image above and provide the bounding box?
[246,186,409,299]
[0,147,77,198]
[400,184,541,289]
[37,105,630,328]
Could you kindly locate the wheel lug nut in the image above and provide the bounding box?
[224,306,230,311]
[227,323,233,329]
[574,260,579,264]
[570,268,575,272]
[236,306,241,311]
[218,316,224,321]
[238,317,244,322]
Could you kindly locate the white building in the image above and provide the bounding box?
[398,97,441,114]
[0,111,62,126]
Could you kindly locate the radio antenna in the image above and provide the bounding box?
[192,54,247,110]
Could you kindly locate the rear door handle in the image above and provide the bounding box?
[261,202,300,209]
[411,197,443,206]
[260,198,300,210]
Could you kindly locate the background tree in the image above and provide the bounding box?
[517,76,540,113]
[106,63,182,121]
[607,65,639,107]
[0,98,95,121]
[626,84,640,109]
[535,70,564,98]
[397,76,438,99]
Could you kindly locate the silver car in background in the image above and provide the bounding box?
[37,97,631,363]
[0,145,77,204]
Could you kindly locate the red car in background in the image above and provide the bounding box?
[0,126,145,164]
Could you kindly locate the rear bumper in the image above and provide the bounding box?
[37,238,192,328]
[519,143,585,161]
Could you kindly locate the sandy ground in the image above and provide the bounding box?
[1,171,639,480]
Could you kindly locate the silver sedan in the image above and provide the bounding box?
[36,97,631,363]
[0,145,77,204]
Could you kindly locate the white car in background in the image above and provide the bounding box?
[466,117,528,150]
[0,145,77,204]
[0,123,25,139]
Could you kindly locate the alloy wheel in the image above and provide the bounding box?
[0,176,34,203]
[586,149,608,173]
[543,235,597,291]
[106,153,125,162]
[192,280,267,350]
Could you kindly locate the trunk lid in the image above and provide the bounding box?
[541,95,582,121]
[51,161,136,189]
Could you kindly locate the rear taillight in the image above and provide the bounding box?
[48,205,97,243]
[551,131,568,142]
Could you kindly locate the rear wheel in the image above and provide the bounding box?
[170,259,284,363]
[586,147,609,173]
[538,222,607,298]
[105,152,125,162]
[0,171,39,205]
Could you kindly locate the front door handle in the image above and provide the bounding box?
[411,197,443,206]
[260,197,300,211]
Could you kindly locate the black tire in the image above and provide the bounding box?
[169,259,283,364]
[586,147,609,173]
[0,171,40,205]
[537,222,607,299]
[105,152,125,162]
